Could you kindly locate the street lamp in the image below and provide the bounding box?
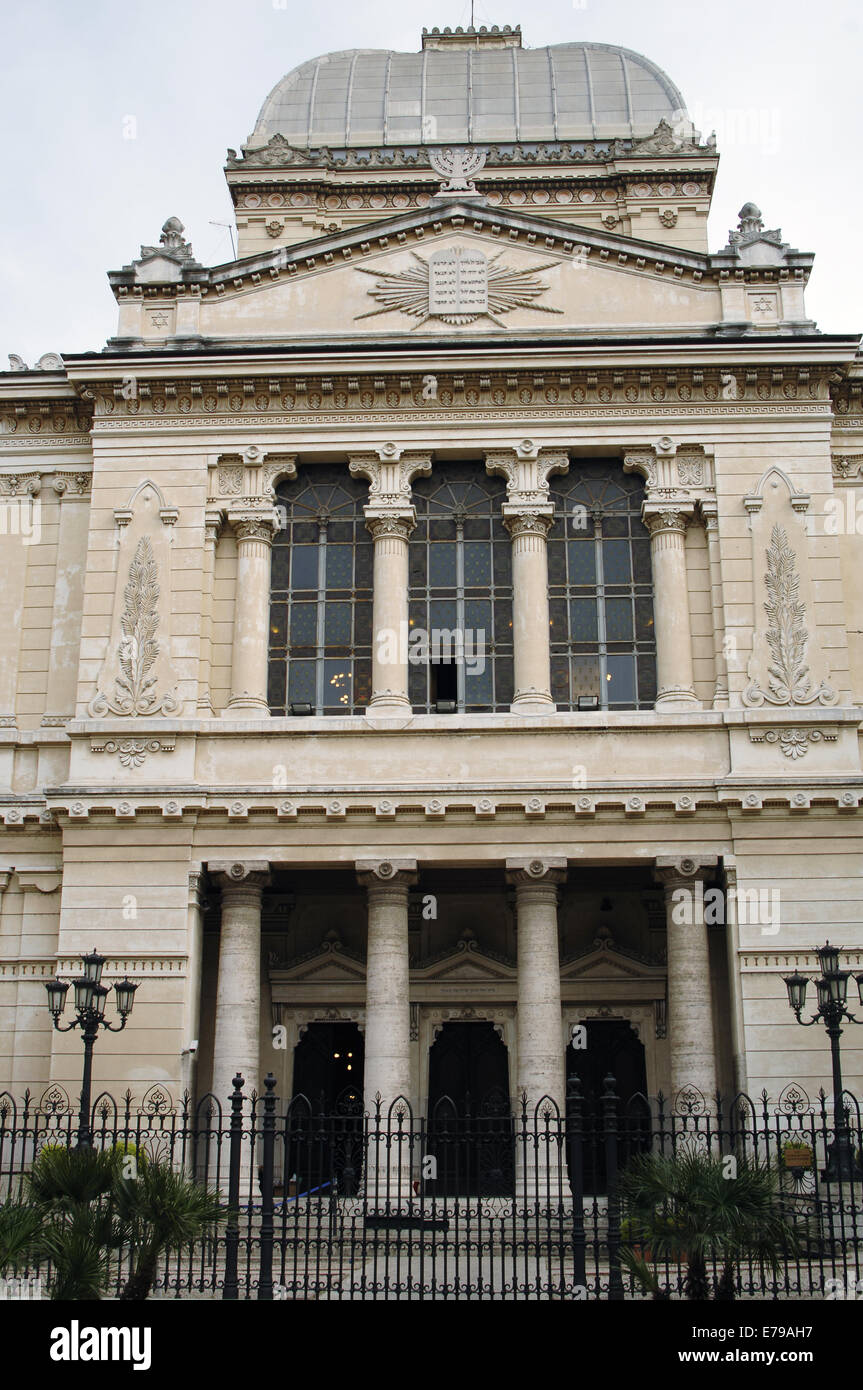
[45,949,139,1148]
[783,941,863,1182]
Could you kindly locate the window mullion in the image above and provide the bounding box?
[594,515,608,707]
[316,519,327,715]
[456,520,465,710]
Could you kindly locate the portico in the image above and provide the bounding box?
[200,857,728,1138]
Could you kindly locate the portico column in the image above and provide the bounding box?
[654,857,718,1104]
[486,445,569,715]
[198,508,223,715]
[210,861,270,1106]
[356,859,417,1112]
[643,504,700,711]
[225,509,277,715]
[507,858,566,1113]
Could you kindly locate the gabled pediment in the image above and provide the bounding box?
[269,943,366,984]
[126,201,722,342]
[560,937,666,983]
[413,942,516,983]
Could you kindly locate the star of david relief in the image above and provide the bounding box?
[356,247,563,328]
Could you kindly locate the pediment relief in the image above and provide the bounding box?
[192,206,720,340]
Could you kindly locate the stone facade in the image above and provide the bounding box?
[1,29,861,1120]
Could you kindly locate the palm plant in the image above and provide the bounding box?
[617,1147,799,1300]
[113,1160,225,1300]
[26,1144,129,1300]
[0,1198,44,1273]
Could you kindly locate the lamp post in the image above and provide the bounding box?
[783,941,863,1182]
[45,950,138,1148]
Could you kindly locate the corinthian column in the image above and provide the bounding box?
[356,859,417,1113]
[365,513,415,715]
[654,857,718,1104]
[210,861,270,1107]
[486,444,569,715]
[507,857,566,1112]
[349,449,432,718]
[225,508,277,716]
[504,511,556,713]
[643,503,700,711]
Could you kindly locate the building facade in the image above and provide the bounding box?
[1,26,862,1127]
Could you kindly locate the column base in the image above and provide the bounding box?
[224,697,271,716]
[366,694,413,717]
[655,687,701,711]
[511,689,555,715]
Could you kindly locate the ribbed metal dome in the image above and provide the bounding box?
[251,41,687,148]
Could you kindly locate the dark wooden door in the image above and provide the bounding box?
[426,1022,513,1196]
[566,1019,650,1194]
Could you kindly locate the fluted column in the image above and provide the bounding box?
[225,509,277,715]
[643,504,700,710]
[507,858,566,1112]
[356,859,417,1112]
[504,511,556,713]
[366,514,415,715]
[654,857,718,1104]
[210,862,270,1106]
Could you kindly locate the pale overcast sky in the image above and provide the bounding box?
[1,0,860,362]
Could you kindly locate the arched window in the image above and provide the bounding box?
[268,467,373,715]
[409,464,513,712]
[547,464,656,710]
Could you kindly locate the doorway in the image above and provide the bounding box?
[426,1021,513,1196]
[566,1018,650,1193]
[289,1021,364,1196]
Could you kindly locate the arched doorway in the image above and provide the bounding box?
[426,1021,513,1196]
[566,1018,650,1194]
[289,1021,364,1197]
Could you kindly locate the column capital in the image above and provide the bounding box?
[363,509,416,543]
[506,856,567,887]
[204,505,225,546]
[209,860,271,893]
[502,506,554,540]
[654,855,718,889]
[356,858,418,891]
[642,502,696,537]
[227,507,279,545]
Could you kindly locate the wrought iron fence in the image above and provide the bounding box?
[1,1074,861,1300]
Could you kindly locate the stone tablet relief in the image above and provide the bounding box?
[428,248,488,322]
[356,244,562,328]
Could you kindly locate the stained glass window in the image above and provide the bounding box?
[268,466,373,715]
[547,464,656,711]
[409,465,513,712]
